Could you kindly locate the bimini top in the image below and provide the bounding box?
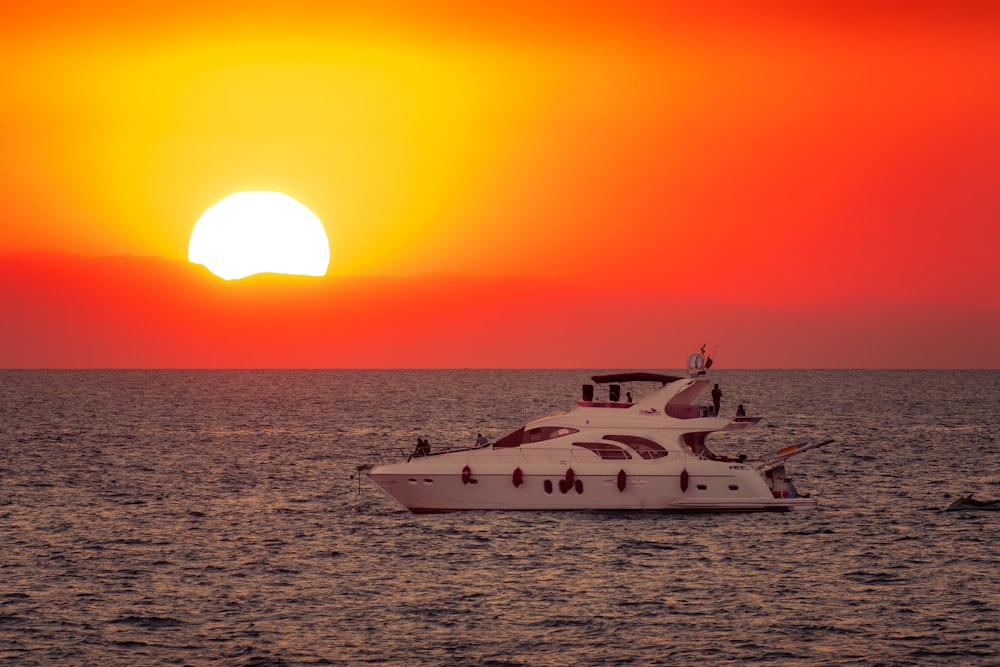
[591,372,683,385]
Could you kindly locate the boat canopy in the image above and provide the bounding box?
[591,372,682,385]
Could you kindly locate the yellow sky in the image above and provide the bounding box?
[2,2,999,308]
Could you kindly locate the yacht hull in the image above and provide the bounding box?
[368,453,816,513]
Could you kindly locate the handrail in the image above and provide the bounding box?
[374,442,701,466]
[471,446,685,466]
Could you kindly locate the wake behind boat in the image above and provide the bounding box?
[366,360,833,513]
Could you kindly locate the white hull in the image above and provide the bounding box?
[369,449,815,513]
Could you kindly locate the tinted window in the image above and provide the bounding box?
[603,434,668,459]
[525,426,579,443]
[573,442,632,460]
[493,425,579,448]
[493,426,526,448]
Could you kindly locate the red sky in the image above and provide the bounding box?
[2,2,999,367]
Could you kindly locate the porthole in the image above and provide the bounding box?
[728,485,739,491]
[575,480,583,494]
[544,479,553,494]
[696,484,707,491]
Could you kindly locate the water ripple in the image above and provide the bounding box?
[1,369,999,665]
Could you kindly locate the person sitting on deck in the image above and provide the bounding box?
[415,437,430,456]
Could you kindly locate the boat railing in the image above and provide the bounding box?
[386,442,708,466]
[381,441,730,468]
[476,447,688,466]
[374,442,485,463]
[574,400,633,409]
[368,443,412,465]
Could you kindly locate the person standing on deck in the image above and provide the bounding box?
[711,384,723,416]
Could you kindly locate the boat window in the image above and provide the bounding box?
[493,426,526,448]
[665,404,702,419]
[525,426,579,443]
[603,435,668,460]
[493,425,579,448]
[572,442,632,460]
[682,432,715,458]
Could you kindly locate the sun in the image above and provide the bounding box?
[188,191,330,280]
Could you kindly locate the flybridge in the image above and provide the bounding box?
[591,372,682,385]
[580,372,695,410]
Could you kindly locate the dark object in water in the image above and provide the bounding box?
[945,495,1000,512]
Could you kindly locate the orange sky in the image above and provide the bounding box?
[2,1,999,367]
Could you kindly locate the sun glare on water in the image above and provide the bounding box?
[189,191,330,280]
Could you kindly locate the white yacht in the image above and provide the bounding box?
[367,366,831,513]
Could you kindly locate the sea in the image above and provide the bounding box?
[1,369,998,666]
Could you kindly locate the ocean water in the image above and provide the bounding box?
[1,369,999,666]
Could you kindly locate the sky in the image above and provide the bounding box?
[2,1,999,368]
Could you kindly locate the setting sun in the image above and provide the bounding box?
[188,191,330,280]
[2,2,999,369]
